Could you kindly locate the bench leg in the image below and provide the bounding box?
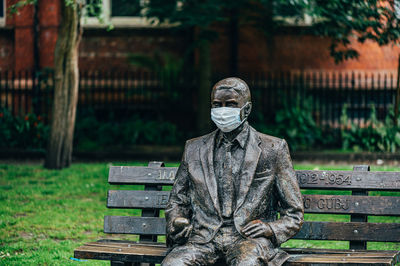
[350,165,369,250]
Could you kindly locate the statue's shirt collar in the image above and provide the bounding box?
[215,122,250,149]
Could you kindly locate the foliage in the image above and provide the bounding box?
[128,51,185,100]
[0,109,49,150]
[74,111,183,151]
[144,0,400,63]
[253,95,325,151]
[129,51,184,75]
[0,109,183,151]
[144,0,306,41]
[7,0,37,15]
[340,105,400,152]
[307,0,400,62]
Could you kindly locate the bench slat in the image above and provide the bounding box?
[103,216,400,242]
[303,194,400,216]
[104,216,166,235]
[107,190,400,216]
[284,248,400,257]
[109,166,177,185]
[74,242,400,265]
[107,190,170,209]
[295,221,400,242]
[286,254,394,265]
[296,170,400,191]
[74,242,166,264]
[109,166,400,191]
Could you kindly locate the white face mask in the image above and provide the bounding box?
[211,103,249,132]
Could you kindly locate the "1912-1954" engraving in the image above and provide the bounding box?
[297,172,352,186]
[156,170,176,180]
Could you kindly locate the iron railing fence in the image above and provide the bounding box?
[0,70,398,128]
[237,71,398,128]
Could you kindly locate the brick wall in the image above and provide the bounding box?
[1,0,399,73]
[79,28,190,71]
[38,0,59,69]
[13,2,34,71]
[227,26,400,73]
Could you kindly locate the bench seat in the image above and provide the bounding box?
[75,240,400,265]
[74,163,400,265]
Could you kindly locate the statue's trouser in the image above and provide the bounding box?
[162,226,277,266]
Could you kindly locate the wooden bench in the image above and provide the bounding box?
[74,162,400,265]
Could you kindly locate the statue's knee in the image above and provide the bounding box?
[161,255,186,266]
[232,255,264,266]
[228,247,262,266]
[161,246,208,266]
[228,240,270,266]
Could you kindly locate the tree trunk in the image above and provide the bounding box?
[197,39,212,134]
[44,1,82,169]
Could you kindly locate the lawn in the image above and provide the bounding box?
[0,162,399,265]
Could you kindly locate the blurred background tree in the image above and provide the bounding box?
[10,0,107,169]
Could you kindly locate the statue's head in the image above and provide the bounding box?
[210,77,252,132]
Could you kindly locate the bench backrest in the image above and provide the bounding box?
[104,162,400,249]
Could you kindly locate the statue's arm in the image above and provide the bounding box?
[268,139,304,245]
[165,142,192,244]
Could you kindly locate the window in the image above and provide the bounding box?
[84,0,156,28]
[0,0,5,26]
[112,0,141,17]
[273,1,312,26]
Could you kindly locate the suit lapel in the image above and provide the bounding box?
[236,127,261,211]
[199,130,221,215]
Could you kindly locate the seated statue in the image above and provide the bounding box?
[162,77,304,266]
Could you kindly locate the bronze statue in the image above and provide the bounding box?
[162,77,304,266]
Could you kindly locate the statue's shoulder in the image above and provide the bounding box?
[185,130,217,147]
[181,130,217,160]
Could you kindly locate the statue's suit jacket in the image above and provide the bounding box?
[166,126,304,265]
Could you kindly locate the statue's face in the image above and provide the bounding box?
[211,88,247,109]
[211,88,251,122]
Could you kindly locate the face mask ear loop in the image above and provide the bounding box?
[240,102,250,123]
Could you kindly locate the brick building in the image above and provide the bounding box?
[1,0,399,73]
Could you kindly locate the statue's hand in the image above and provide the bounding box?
[241,219,273,238]
[170,217,192,243]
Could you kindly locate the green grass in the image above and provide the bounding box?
[0,162,399,265]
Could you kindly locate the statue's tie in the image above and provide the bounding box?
[221,141,234,218]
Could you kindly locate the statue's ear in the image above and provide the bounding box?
[243,102,252,120]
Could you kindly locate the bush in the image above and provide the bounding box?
[0,109,49,150]
[340,105,400,152]
[253,96,325,151]
[0,108,184,152]
[74,112,183,151]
